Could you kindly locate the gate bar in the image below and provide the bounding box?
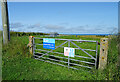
[39,56,68,64]
[34,54,95,65]
[35,47,96,52]
[75,55,95,59]
[34,37,97,42]
[34,55,92,69]
[71,41,96,60]
[35,58,68,67]
[35,49,95,59]
[35,49,64,55]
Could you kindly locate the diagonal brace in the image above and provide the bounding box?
[55,41,68,49]
[71,41,96,60]
[38,41,68,58]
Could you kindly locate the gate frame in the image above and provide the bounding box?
[32,37,98,70]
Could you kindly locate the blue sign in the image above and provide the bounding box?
[43,38,55,50]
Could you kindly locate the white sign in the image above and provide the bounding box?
[64,47,75,57]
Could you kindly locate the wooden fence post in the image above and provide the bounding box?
[27,36,34,56]
[1,0,10,45]
[99,38,109,70]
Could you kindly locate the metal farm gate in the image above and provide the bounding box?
[33,37,98,70]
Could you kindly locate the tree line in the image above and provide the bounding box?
[10,31,49,36]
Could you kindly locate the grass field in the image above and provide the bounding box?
[2,34,119,80]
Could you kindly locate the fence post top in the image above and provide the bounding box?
[100,38,109,41]
[29,36,34,38]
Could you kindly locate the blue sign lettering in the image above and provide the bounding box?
[43,38,55,50]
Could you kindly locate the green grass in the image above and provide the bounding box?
[2,34,119,80]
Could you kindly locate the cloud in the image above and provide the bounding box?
[74,25,88,31]
[94,28,103,31]
[0,22,25,31]
[44,24,64,30]
[93,26,118,34]
[10,22,25,28]
[60,25,118,34]
[61,25,89,33]
[18,23,46,32]
[109,27,118,34]
[8,22,118,34]
[27,23,41,28]
[43,25,93,33]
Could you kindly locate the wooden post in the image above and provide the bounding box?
[99,38,109,70]
[1,0,10,44]
[27,36,34,55]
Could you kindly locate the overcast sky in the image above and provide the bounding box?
[0,2,118,34]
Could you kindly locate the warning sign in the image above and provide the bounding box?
[64,47,75,57]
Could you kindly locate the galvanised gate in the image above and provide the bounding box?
[33,37,98,70]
